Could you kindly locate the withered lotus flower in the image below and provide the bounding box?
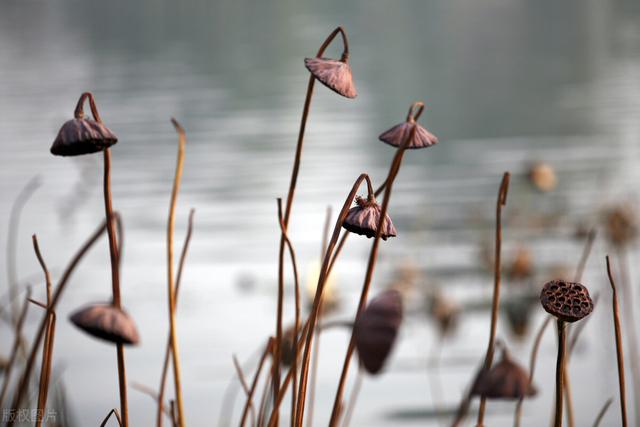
[304,57,357,98]
[354,290,403,374]
[379,101,438,149]
[343,195,397,240]
[70,303,140,345]
[472,347,536,399]
[540,279,593,323]
[50,92,117,156]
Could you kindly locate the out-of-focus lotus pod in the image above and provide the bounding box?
[70,303,139,345]
[379,102,438,149]
[50,92,117,156]
[354,290,403,374]
[603,204,638,248]
[343,196,397,240]
[507,247,533,281]
[540,280,593,323]
[472,347,537,399]
[427,291,460,337]
[305,260,338,314]
[304,57,357,98]
[528,162,557,192]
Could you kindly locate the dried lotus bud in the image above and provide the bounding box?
[70,303,140,345]
[540,280,593,323]
[354,290,403,374]
[342,196,397,240]
[304,57,356,98]
[472,348,537,399]
[50,92,118,156]
[378,101,438,149]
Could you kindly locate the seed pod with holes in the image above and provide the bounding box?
[70,303,140,345]
[471,347,537,399]
[379,101,438,149]
[540,279,593,323]
[342,195,397,240]
[354,290,403,374]
[50,92,117,156]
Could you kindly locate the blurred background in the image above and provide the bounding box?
[1,0,640,425]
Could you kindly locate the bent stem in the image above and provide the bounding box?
[9,217,113,421]
[475,172,510,427]
[0,289,31,407]
[240,338,275,427]
[293,173,374,427]
[554,319,567,427]
[274,25,351,420]
[606,256,628,427]
[158,208,195,427]
[327,127,419,427]
[32,235,56,427]
[164,118,188,426]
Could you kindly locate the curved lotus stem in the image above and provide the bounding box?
[74,91,102,122]
[405,101,425,123]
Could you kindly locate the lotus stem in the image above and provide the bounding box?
[274,26,352,421]
[0,288,31,407]
[554,319,567,427]
[240,338,274,427]
[327,127,420,427]
[100,408,123,427]
[606,256,628,427]
[164,118,187,426]
[591,398,613,427]
[158,208,195,427]
[475,172,510,427]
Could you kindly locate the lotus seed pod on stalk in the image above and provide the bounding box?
[342,195,397,240]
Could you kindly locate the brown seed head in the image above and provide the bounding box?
[539,280,593,322]
[304,57,357,98]
[50,92,117,156]
[472,348,537,399]
[354,290,403,374]
[342,196,397,240]
[379,102,438,149]
[70,303,140,345]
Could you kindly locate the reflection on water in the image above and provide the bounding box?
[1,0,640,425]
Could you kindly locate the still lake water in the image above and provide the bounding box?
[1,0,640,426]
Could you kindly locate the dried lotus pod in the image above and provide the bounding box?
[603,204,638,248]
[304,57,357,98]
[354,290,403,374]
[379,101,438,149]
[342,195,397,240]
[472,347,536,399]
[50,92,118,156]
[528,162,557,192]
[70,303,140,345]
[280,325,297,367]
[540,280,593,323]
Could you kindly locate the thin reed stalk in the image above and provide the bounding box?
[306,206,333,427]
[32,235,56,427]
[100,408,123,427]
[0,289,31,407]
[240,338,274,427]
[475,172,510,427]
[9,217,113,421]
[6,176,41,326]
[233,355,256,426]
[606,256,628,427]
[158,208,195,427]
[163,118,188,426]
[274,27,351,422]
[340,367,364,427]
[591,398,613,427]
[326,128,420,427]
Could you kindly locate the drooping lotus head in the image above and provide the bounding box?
[354,290,403,374]
[471,345,537,400]
[50,92,118,156]
[342,195,397,240]
[70,303,140,345]
[379,101,438,149]
[540,279,593,323]
[304,57,357,99]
